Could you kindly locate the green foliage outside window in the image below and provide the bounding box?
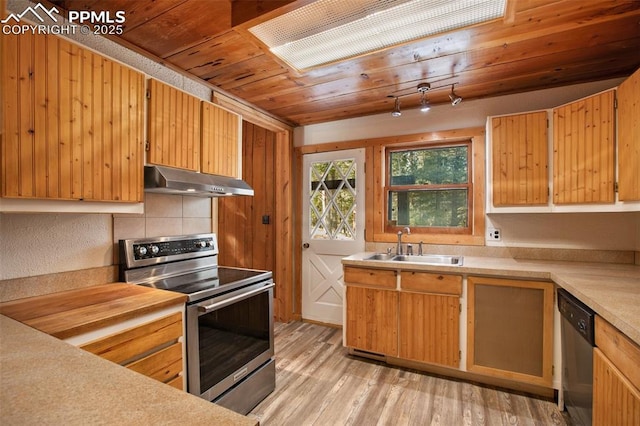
[387,143,471,232]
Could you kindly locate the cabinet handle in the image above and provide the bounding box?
[437,275,444,280]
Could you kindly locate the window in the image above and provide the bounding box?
[385,141,472,234]
[309,158,357,240]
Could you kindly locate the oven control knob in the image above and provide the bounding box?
[149,245,160,255]
[136,246,148,256]
[197,241,207,248]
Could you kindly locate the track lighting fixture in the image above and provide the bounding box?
[418,83,431,112]
[390,82,462,116]
[449,85,463,106]
[391,97,402,117]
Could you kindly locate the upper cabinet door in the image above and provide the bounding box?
[2,32,145,202]
[617,67,640,201]
[201,101,241,178]
[491,111,549,207]
[147,79,201,171]
[553,90,615,204]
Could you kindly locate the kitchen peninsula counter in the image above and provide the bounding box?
[342,254,640,346]
[0,315,258,426]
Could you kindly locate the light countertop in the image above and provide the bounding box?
[342,254,640,346]
[0,315,258,426]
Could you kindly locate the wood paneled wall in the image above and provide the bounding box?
[218,121,275,272]
[213,91,294,322]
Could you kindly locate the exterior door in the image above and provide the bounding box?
[302,149,365,325]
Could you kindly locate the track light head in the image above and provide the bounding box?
[449,85,463,106]
[419,92,431,112]
[391,97,402,117]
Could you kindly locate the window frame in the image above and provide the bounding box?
[295,127,486,247]
[384,140,473,235]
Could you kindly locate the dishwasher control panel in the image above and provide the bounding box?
[558,288,595,345]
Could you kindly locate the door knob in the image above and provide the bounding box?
[302,243,310,249]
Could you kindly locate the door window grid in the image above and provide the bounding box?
[309,159,357,240]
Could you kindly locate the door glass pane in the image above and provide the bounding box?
[309,158,357,240]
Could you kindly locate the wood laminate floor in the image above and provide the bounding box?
[249,321,569,426]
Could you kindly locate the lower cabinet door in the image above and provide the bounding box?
[593,348,640,426]
[467,276,554,387]
[345,285,398,356]
[399,292,460,367]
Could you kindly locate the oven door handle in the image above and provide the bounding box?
[197,282,275,313]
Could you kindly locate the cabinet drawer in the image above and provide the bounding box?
[127,342,183,384]
[166,374,185,390]
[80,312,183,365]
[344,266,396,289]
[400,271,462,296]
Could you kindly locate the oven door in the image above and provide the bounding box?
[186,280,274,402]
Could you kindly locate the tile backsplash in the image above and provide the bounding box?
[113,193,213,261]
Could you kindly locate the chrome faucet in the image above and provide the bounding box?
[396,227,411,255]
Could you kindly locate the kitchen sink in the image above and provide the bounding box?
[364,253,463,265]
[364,253,396,261]
[392,254,463,265]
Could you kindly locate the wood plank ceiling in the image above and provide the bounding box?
[48,0,640,126]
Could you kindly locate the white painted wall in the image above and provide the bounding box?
[0,214,113,280]
[295,79,640,251]
[486,212,640,251]
[295,79,624,146]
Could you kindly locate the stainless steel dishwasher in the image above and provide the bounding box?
[558,288,596,426]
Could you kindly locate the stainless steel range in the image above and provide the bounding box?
[119,233,275,415]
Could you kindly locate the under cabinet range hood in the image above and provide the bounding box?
[144,165,254,197]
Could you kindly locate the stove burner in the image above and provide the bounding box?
[139,266,272,302]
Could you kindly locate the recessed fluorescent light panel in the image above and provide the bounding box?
[249,0,506,71]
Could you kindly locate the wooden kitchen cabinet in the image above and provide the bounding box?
[491,111,549,207]
[593,316,640,426]
[553,90,615,204]
[467,276,554,388]
[398,271,461,367]
[81,312,185,390]
[147,78,201,171]
[344,266,398,356]
[344,267,462,367]
[0,283,187,390]
[1,32,145,202]
[201,101,241,178]
[617,67,640,201]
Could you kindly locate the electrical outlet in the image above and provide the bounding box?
[488,228,501,241]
